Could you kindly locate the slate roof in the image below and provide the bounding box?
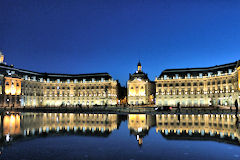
[159,60,239,78]
[0,63,113,81]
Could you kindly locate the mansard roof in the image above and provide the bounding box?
[0,63,113,81]
[159,60,239,78]
[129,71,149,81]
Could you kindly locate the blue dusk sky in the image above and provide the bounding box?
[0,0,240,86]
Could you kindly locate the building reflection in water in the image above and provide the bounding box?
[128,114,155,146]
[0,113,119,144]
[156,114,240,145]
[0,112,240,147]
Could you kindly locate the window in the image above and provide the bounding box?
[187,83,191,86]
[181,83,185,86]
[67,79,70,83]
[164,75,167,80]
[158,84,162,87]
[175,74,179,79]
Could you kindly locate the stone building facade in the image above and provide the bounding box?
[0,51,240,108]
[127,62,155,105]
[155,61,240,107]
[0,55,120,108]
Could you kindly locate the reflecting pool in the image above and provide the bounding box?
[0,112,240,160]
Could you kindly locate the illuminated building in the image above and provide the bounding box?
[1,51,240,108]
[127,62,155,105]
[155,61,240,107]
[0,53,120,107]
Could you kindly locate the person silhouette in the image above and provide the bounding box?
[235,100,238,113]
[235,100,239,127]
